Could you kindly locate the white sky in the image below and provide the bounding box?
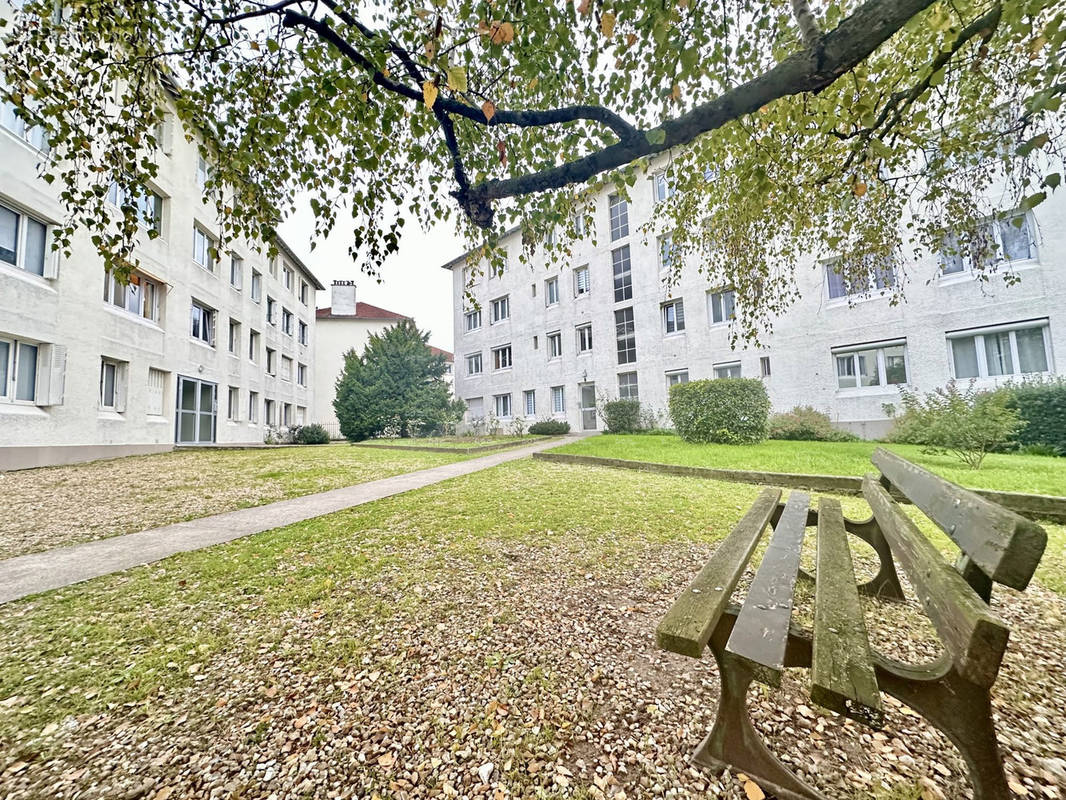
[280,202,464,354]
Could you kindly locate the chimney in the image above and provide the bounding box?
[331,280,357,316]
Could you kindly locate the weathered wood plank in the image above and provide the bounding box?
[862,476,1010,687]
[872,448,1047,590]
[657,488,782,658]
[811,498,884,726]
[725,491,810,687]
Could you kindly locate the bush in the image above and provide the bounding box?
[529,419,570,435]
[668,378,770,445]
[1003,378,1066,455]
[769,406,859,442]
[887,381,1022,469]
[601,399,643,433]
[295,423,330,444]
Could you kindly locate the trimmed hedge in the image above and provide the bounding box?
[529,419,570,435]
[1004,380,1066,455]
[295,423,331,444]
[769,406,858,442]
[668,378,770,444]
[601,399,642,433]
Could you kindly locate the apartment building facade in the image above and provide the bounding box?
[446,171,1066,438]
[0,88,323,470]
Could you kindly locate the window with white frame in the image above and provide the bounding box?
[192,225,216,272]
[298,320,308,345]
[833,341,908,389]
[296,406,306,425]
[545,277,560,306]
[99,358,126,411]
[547,331,562,359]
[574,265,590,297]
[666,369,689,388]
[659,234,674,271]
[0,337,38,403]
[297,362,308,386]
[653,171,675,204]
[551,385,565,414]
[0,201,48,277]
[826,257,894,300]
[264,398,276,426]
[283,265,294,291]
[251,270,262,302]
[266,347,276,375]
[466,352,483,375]
[612,246,632,302]
[949,322,1050,379]
[196,155,211,190]
[268,256,278,278]
[491,295,509,323]
[281,308,294,336]
[708,289,736,325]
[107,183,163,235]
[940,210,1037,274]
[300,280,309,305]
[283,402,293,427]
[465,309,482,331]
[618,371,639,400]
[281,355,293,381]
[760,356,771,377]
[248,390,259,423]
[615,307,636,364]
[714,361,742,379]
[190,301,215,345]
[608,193,629,241]
[577,323,593,353]
[103,269,161,323]
[249,329,260,363]
[227,386,240,421]
[662,299,685,334]
[524,389,536,416]
[1,94,49,150]
[266,296,278,325]
[229,255,243,289]
[573,210,587,237]
[147,368,166,416]
[494,393,512,418]
[492,344,512,370]
[228,318,240,354]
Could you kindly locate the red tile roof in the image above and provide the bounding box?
[429,346,454,361]
[316,302,410,320]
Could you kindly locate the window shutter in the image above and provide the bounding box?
[35,343,66,406]
[114,363,127,412]
[676,301,685,328]
[43,231,60,279]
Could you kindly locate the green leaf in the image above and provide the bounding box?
[645,128,666,145]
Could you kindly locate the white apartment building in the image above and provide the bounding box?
[0,87,323,470]
[445,172,1066,438]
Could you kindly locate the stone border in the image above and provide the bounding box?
[533,451,1066,524]
[353,436,561,455]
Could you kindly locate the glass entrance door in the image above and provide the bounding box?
[176,376,216,444]
[579,382,597,431]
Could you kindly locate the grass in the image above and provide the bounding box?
[549,434,1066,496]
[357,434,548,450]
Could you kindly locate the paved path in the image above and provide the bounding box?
[0,437,572,605]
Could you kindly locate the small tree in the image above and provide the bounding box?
[333,320,457,441]
[888,381,1022,469]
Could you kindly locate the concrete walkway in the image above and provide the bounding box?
[0,436,573,605]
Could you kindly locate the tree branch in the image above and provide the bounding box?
[790,0,822,49]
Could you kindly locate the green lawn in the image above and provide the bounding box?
[357,434,549,450]
[550,435,1066,496]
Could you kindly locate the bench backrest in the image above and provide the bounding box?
[871,448,1047,591]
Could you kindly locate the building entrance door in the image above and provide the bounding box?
[176,376,216,444]
[579,382,597,431]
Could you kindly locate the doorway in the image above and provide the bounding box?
[579,382,597,431]
[176,376,216,444]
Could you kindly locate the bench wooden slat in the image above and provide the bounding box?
[724,491,810,686]
[872,447,1047,590]
[811,497,883,726]
[656,488,782,658]
[862,475,1010,687]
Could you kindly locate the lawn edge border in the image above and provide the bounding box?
[352,436,562,455]
[533,451,1066,524]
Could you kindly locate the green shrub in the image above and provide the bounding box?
[295,423,331,444]
[887,381,1022,469]
[1003,379,1066,455]
[601,399,642,433]
[529,419,570,435]
[668,378,770,445]
[769,405,858,442]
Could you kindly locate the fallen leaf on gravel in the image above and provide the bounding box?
[742,779,766,800]
[1008,780,1029,796]
[378,752,395,767]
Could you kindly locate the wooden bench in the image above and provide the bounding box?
[657,447,1048,800]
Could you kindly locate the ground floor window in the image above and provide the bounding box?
[227,386,240,421]
[248,391,259,423]
[147,368,167,416]
[618,371,639,399]
[100,358,126,411]
[666,369,689,389]
[551,385,565,414]
[714,361,742,379]
[493,393,512,418]
[524,389,536,416]
[833,341,907,389]
[0,337,38,402]
[760,356,771,377]
[949,322,1050,379]
[176,376,216,443]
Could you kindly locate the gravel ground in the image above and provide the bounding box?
[2,533,1062,800]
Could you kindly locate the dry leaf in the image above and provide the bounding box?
[577,0,591,15]
[378,752,396,767]
[600,11,616,38]
[482,100,496,122]
[293,714,309,729]
[1008,780,1029,796]
[264,685,278,698]
[852,181,868,197]
[743,779,766,800]
[423,81,439,109]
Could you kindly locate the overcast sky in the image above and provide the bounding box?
[280,202,464,354]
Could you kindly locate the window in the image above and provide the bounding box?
[666,370,689,388]
[229,255,243,289]
[524,389,536,416]
[266,297,277,325]
[147,368,166,416]
[227,386,240,421]
[102,269,161,323]
[551,385,565,414]
[284,403,293,427]
[192,225,216,272]
[533,335,539,350]
[618,371,639,400]
[547,332,562,359]
[531,283,537,297]
[612,246,632,302]
[466,352,483,375]
[228,318,240,354]
[577,323,593,353]
[190,301,214,345]
[491,296,510,323]
[281,355,293,382]
[251,270,262,302]
[573,210,586,237]
[714,362,742,379]
[760,356,772,377]
[269,257,278,278]
[545,277,560,306]
[264,398,275,425]
[296,406,306,425]
[249,329,260,363]
[298,320,308,345]
[494,393,512,418]
[608,193,629,240]
[574,265,590,297]
[662,299,685,334]
[949,322,1050,379]
[283,265,294,291]
[465,309,482,331]
[0,201,47,277]
[99,358,124,411]
[300,281,309,305]
[266,347,276,376]
[196,155,211,190]
[106,183,163,235]
[659,235,674,271]
[0,338,38,402]
[492,344,512,370]
[826,258,894,300]
[248,391,259,423]
[281,308,294,336]
[297,362,308,386]
[834,342,908,389]
[653,171,675,204]
[1,94,49,150]
[708,289,735,325]
[940,211,1036,274]
[615,307,636,364]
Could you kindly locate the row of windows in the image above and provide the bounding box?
[488,385,568,419]
[191,301,308,383]
[226,387,306,427]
